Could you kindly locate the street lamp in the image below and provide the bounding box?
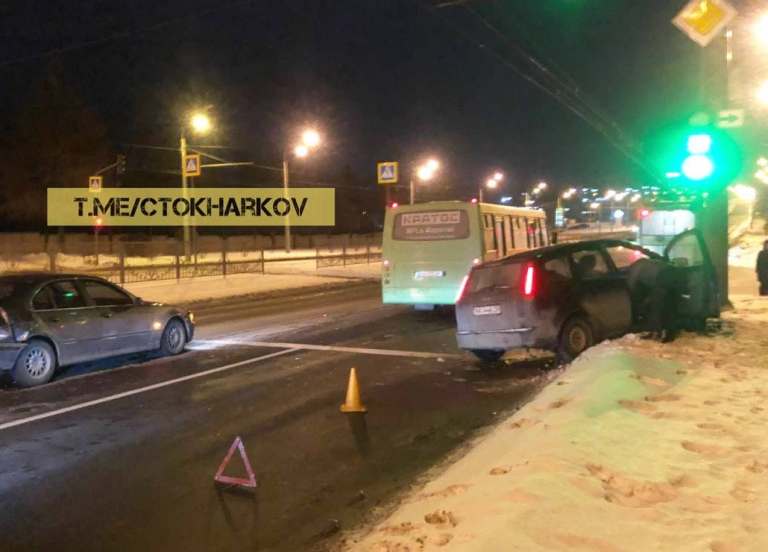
[180,110,212,260]
[757,80,768,106]
[283,127,322,252]
[190,113,212,134]
[478,171,503,202]
[754,13,768,47]
[410,158,440,204]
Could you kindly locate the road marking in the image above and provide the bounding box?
[190,339,464,360]
[0,348,298,432]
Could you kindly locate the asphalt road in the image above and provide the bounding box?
[0,281,556,552]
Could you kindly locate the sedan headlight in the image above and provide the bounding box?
[188,311,195,324]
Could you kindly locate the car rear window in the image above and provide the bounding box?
[469,263,521,293]
[393,210,469,241]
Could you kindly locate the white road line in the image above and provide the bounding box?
[0,348,298,433]
[191,339,464,360]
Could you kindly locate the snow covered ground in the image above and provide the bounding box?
[345,240,768,551]
[123,262,381,304]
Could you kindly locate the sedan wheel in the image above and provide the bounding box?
[14,340,56,387]
[160,319,186,356]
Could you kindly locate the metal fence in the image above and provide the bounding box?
[315,246,382,268]
[43,246,381,286]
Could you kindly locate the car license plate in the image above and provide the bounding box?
[473,305,501,316]
[414,270,445,280]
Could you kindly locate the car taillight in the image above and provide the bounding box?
[521,263,537,300]
[456,275,470,303]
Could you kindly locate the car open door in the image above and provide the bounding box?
[663,229,720,324]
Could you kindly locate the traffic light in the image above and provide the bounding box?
[681,133,714,181]
[650,121,742,191]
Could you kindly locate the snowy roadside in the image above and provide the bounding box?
[344,296,768,552]
[123,262,380,304]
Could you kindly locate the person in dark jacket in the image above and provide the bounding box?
[628,258,682,342]
[757,241,768,296]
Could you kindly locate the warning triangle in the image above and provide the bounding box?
[382,166,393,179]
[186,158,198,171]
[214,436,257,489]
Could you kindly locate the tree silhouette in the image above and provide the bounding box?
[0,60,112,230]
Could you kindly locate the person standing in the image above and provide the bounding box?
[757,240,768,296]
[628,257,683,342]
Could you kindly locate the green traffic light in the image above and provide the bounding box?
[686,134,712,155]
[648,119,743,191]
[682,154,714,180]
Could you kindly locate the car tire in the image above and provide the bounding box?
[471,349,506,363]
[160,319,187,356]
[13,339,57,388]
[558,316,594,363]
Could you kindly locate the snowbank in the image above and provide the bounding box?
[124,263,380,304]
[345,297,768,551]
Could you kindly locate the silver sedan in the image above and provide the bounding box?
[0,273,194,387]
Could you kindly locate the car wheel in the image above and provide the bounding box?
[13,339,57,387]
[558,317,594,363]
[160,319,187,356]
[471,349,506,363]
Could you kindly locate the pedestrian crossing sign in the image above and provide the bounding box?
[88,175,102,192]
[377,161,398,185]
[183,154,201,177]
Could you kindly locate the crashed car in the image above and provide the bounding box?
[0,273,194,387]
[455,229,719,362]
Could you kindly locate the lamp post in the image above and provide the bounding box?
[283,128,321,252]
[180,111,212,260]
[409,158,440,204]
[479,172,503,203]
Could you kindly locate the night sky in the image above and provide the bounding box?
[0,1,713,204]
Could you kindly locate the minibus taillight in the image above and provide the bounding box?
[521,263,537,300]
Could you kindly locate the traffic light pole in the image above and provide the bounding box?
[700,189,730,308]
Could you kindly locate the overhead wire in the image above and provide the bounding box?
[425,0,661,182]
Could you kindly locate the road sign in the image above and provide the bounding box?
[717,108,744,128]
[88,176,102,193]
[377,161,398,185]
[672,0,737,47]
[183,154,201,177]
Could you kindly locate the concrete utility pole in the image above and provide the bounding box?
[180,133,191,260]
[282,157,291,253]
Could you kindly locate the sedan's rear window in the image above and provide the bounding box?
[469,263,521,293]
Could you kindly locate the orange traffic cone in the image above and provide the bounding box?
[340,367,367,413]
